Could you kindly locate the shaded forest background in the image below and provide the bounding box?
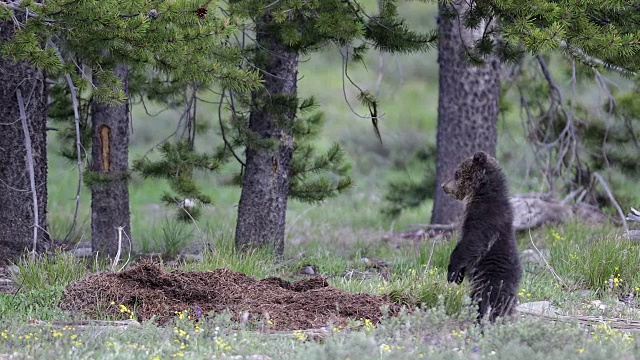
[2,0,640,260]
[47,2,443,252]
[35,2,640,251]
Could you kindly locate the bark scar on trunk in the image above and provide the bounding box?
[98,124,111,172]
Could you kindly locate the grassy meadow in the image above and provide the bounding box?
[3,2,640,359]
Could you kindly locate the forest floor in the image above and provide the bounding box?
[2,221,640,359]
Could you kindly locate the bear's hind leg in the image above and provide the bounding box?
[474,278,517,323]
[487,281,518,322]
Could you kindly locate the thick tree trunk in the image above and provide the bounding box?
[431,1,501,224]
[90,65,131,258]
[235,15,299,257]
[0,21,49,264]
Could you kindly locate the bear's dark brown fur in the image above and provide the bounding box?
[442,151,522,322]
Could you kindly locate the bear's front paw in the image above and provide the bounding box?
[447,265,465,284]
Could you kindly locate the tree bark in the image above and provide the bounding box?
[235,15,299,257]
[90,65,131,258]
[0,21,49,264]
[431,1,501,224]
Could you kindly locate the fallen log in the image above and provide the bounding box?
[392,193,614,242]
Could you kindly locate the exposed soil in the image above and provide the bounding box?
[60,262,399,330]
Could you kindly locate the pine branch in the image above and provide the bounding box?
[559,41,637,76]
[338,45,383,122]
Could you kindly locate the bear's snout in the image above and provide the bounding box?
[441,180,453,195]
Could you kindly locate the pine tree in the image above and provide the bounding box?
[1,0,260,259]
[492,0,640,72]
[228,0,435,256]
[90,64,131,258]
[0,18,48,264]
[427,0,639,224]
[431,0,501,225]
[442,0,640,72]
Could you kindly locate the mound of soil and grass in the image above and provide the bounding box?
[60,262,399,330]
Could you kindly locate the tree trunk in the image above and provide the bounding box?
[90,65,131,258]
[235,15,299,257]
[431,1,501,224]
[0,21,49,264]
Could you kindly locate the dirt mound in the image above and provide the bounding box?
[60,262,398,330]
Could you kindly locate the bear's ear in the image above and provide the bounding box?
[473,151,487,166]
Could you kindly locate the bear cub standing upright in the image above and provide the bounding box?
[442,151,522,322]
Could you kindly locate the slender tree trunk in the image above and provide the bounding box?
[0,21,49,264]
[431,0,501,224]
[235,15,299,257]
[90,65,131,258]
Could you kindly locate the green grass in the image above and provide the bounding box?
[3,222,640,358]
[181,234,278,278]
[0,310,603,359]
[546,222,640,295]
[1,252,87,321]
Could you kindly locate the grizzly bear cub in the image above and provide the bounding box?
[442,151,522,322]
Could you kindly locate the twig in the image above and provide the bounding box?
[576,189,588,204]
[528,228,564,284]
[111,226,123,272]
[139,96,170,117]
[30,319,141,330]
[518,309,640,332]
[264,0,282,10]
[16,89,38,259]
[561,187,584,205]
[217,89,245,166]
[593,172,628,233]
[522,193,565,284]
[422,235,437,276]
[48,40,84,243]
[112,226,132,272]
[567,61,581,174]
[117,228,132,272]
[594,68,615,168]
[176,88,196,141]
[407,223,457,231]
[176,202,206,247]
[94,251,100,272]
